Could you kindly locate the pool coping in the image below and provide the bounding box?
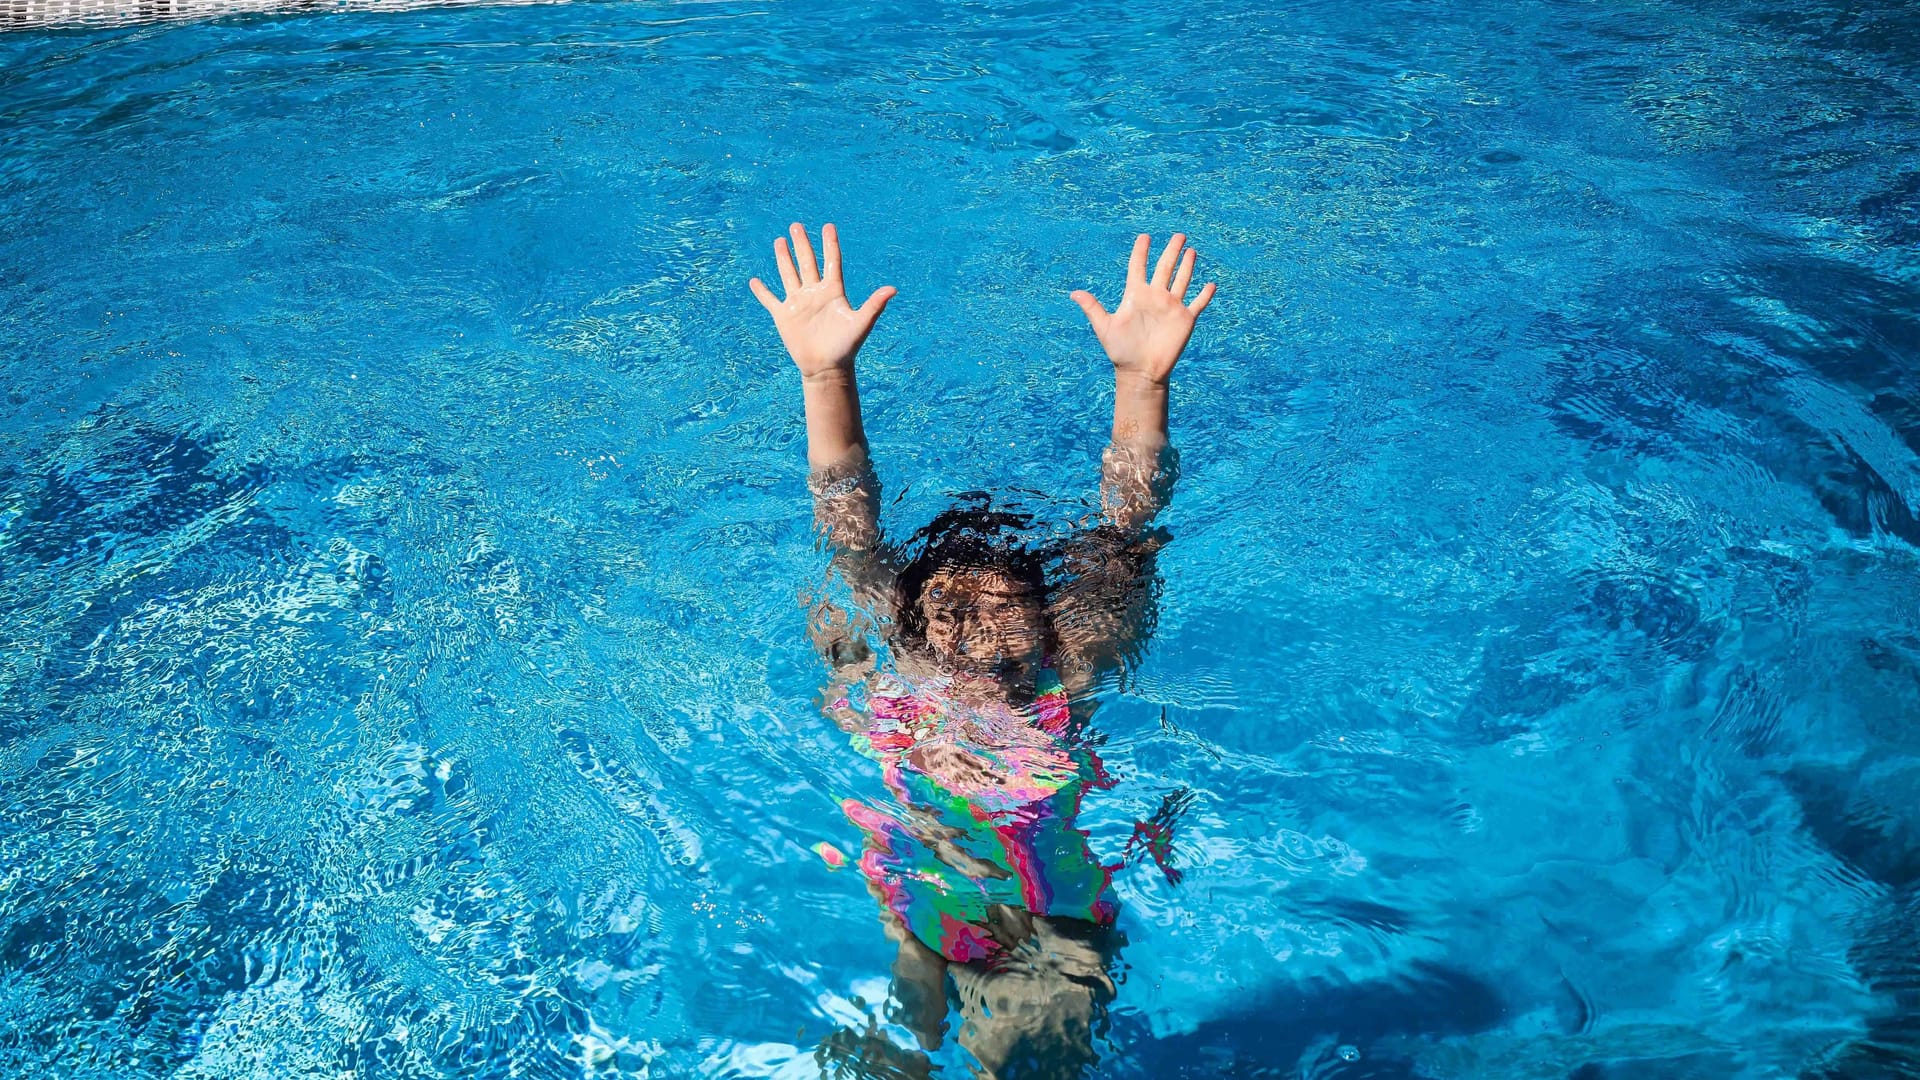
[5,0,562,31]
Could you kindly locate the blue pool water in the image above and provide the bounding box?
[4,0,1920,1075]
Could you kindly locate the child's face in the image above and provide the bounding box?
[921,566,1048,682]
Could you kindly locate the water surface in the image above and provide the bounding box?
[3,0,1919,1076]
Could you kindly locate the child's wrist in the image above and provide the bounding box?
[1114,371,1171,393]
[801,365,858,388]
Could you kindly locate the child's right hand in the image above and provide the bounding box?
[750,223,897,382]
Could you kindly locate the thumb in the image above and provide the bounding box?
[748,276,780,314]
[858,285,897,323]
[1070,289,1108,332]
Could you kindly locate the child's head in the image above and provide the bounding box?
[895,504,1052,685]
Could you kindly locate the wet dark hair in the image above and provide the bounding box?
[892,499,1054,653]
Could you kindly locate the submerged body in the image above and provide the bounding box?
[844,662,1117,963]
[751,222,1214,1077]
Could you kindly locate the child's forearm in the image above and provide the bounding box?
[1102,374,1176,531]
[803,369,882,552]
[802,370,869,472]
[1110,374,1170,451]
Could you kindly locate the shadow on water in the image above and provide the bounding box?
[1109,962,1505,1079]
[1785,762,1920,1079]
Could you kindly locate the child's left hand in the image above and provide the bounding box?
[1070,232,1217,386]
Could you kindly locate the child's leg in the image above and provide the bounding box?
[813,907,946,1078]
[888,923,952,1051]
[870,895,951,1052]
[949,914,1123,1079]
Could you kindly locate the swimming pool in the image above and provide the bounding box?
[3,0,1918,1075]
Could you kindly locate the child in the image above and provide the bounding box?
[751,223,1216,1078]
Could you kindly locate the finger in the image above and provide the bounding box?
[774,237,801,293]
[1171,248,1196,299]
[1070,289,1108,332]
[821,222,843,285]
[790,222,820,285]
[748,276,780,313]
[1127,234,1150,286]
[1187,281,1217,316]
[857,285,897,322]
[1152,233,1186,289]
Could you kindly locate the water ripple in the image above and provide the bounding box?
[4,0,1920,1075]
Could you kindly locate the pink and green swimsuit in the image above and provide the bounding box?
[839,666,1119,963]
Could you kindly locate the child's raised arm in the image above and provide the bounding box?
[1049,233,1217,690]
[749,221,897,552]
[1071,232,1217,532]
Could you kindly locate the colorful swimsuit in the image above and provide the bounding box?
[839,665,1119,963]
